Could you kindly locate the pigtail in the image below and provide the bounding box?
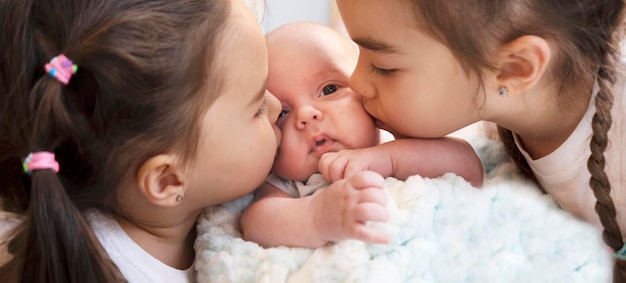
[1,76,125,283]
[590,75,626,282]
[587,7,626,280]
[5,167,124,283]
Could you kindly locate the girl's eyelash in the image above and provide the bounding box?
[255,97,268,117]
[369,64,396,76]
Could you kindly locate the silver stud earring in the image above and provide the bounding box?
[176,195,184,202]
[498,86,508,97]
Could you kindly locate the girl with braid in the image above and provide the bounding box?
[0,0,281,282]
[333,0,626,280]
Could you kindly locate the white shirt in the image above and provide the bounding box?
[0,209,194,281]
[266,173,329,198]
[87,211,195,282]
[515,71,626,238]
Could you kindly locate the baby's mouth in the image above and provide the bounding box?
[315,138,327,146]
[310,133,335,156]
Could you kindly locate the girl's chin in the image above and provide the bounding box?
[374,119,406,138]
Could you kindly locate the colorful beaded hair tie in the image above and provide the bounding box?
[45,54,78,85]
[23,152,60,174]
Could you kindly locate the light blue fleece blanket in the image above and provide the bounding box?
[195,135,612,283]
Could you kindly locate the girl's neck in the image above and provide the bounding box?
[115,208,199,270]
[492,81,594,159]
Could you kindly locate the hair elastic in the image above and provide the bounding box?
[23,152,60,174]
[45,54,78,85]
[614,244,626,261]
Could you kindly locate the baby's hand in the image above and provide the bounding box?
[319,147,393,182]
[311,171,390,245]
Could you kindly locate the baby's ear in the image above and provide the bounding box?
[136,154,185,207]
[494,35,552,94]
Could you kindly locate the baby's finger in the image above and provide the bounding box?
[352,202,389,223]
[318,152,336,177]
[356,187,388,206]
[348,171,385,189]
[319,152,347,181]
[342,161,369,180]
[351,224,391,245]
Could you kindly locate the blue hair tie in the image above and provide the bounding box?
[614,244,626,260]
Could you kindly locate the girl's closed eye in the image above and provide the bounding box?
[369,63,397,76]
[255,97,269,117]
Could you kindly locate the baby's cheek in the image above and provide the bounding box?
[272,154,318,182]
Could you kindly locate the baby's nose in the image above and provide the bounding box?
[296,105,322,129]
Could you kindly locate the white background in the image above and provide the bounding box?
[261,0,332,33]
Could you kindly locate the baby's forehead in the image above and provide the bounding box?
[268,30,356,66]
[267,23,356,56]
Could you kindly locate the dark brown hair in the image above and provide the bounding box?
[0,0,230,281]
[405,0,625,281]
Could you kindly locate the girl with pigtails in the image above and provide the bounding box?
[333,0,626,281]
[0,0,282,282]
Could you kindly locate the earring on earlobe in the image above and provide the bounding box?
[498,86,508,97]
[176,195,184,202]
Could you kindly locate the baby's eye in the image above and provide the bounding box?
[278,109,289,119]
[320,84,338,96]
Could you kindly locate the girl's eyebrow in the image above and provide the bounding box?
[352,37,400,54]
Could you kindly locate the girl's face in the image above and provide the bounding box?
[187,0,281,206]
[336,0,484,138]
[268,26,379,181]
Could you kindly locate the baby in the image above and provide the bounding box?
[240,22,484,248]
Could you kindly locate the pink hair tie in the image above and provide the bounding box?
[45,54,78,85]
[23,152,60,174]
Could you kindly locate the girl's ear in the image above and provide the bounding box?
[495,35,552,94]
[136,154,185,207]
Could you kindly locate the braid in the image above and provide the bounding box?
[588,25,625,281]
[590,51,618,249]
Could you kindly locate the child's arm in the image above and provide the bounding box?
[319,137,484,187]
[240,171,390,248]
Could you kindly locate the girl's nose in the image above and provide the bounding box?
[266,90,282,124]
[351,55,375,99]
[296,105,322,130]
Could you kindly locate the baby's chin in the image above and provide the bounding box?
[271,165,318,182]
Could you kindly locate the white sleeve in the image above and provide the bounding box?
[265,173,299,198]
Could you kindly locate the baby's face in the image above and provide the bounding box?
[266,24,380,181]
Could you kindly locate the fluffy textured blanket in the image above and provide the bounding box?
[195,135,612,282]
